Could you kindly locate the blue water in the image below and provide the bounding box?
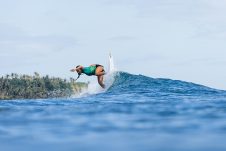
[1,72,226,151]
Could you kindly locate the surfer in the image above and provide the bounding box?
[70,64,105,88]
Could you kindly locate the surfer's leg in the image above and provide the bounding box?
[97,75,105,88]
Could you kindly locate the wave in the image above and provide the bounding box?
[76,71,225,98]
[107,72,225,96]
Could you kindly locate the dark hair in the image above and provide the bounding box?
[76,65,81,68]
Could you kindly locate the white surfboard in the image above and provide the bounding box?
[108,52,115,73]
[104,53,116,89]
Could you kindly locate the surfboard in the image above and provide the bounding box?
[103,52,115,89]
[108,52,115,73]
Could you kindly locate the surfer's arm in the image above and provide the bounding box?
[70,66,82,72]
[89,64,96,67]
[70,68,76,72]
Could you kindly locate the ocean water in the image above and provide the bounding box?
[1,72,226,151]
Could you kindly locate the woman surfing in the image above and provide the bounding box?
[70,64,105,88]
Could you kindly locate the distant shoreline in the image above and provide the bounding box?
[0,73,88,100]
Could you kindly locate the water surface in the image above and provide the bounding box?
[1,72,226,151]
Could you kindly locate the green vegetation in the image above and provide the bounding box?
[0,72,88,100]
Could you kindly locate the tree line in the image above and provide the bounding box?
[0,72,87,100]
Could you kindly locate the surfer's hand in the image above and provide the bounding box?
[70,69,75,72]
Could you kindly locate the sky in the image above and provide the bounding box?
[0,0,226,89]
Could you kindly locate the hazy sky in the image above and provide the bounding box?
[0,0,226,89]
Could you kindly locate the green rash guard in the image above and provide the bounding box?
[82,66,96,76]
